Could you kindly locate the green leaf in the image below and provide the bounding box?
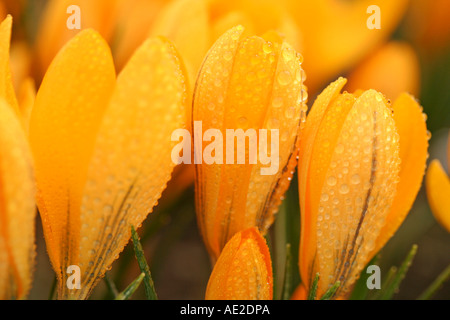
[103,273,119,299]
[115,273,145,300]
[131,225,158,300]
[307,273,320,300]
[281,243,295,300]
[320,281,341,300]
[417,264,450,300]
[379,244,418,300]
[370,266,397,300]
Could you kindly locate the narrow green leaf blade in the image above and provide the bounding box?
[417,264,450,300]
[131,225,158,300]
[379,244,418,300]
[320,281,340,300]
[115,273,145,300]
[307,273,320,300]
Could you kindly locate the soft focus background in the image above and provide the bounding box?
[1,0,448,299]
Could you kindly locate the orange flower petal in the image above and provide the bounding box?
[205,227,272,300]
[0,99,35,300]
[372,93,429,254]
[346,42,421,100]
[0,16,19,115]
[29,29,116,295]
[17,77,35,134]
[426,160,450,232]
[75,37,188,299]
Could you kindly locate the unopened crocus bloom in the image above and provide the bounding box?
[193,26,307,261]
[0,16,35,300]
[426,134,450,232]
[298,77,428,299]
[30,29,187,299]
[346,41,421,100]
[205,227,272,300]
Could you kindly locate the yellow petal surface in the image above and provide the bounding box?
[281,0,409,92]
[74,37,187,299]
[372,93,429,254]
[35,0,118,78]
[113,0,168,70]
[298,77,347,283]
[149,0,209,84]
[426,160,450,232]
[205,227,272,300]
[17,77,35,134]
[29,29,116,291]
[299,88,401,298]
[0,99,35,300]
[209,0,302,51]
[0,16,19,115]
[346,42,421,100]
[194,26,306,260]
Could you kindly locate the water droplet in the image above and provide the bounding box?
[339,184,350,194]
[321,193,329,202]
[327,176,337,186]
[277,70,291,86]
[351,174,361,185]
[335,144,344,154]
[207,102,215,111]
[223,51,233,61]
[263,42,273,54]
[272,97,283,108]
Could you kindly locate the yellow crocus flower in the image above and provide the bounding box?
[193,25,307,261]
[29,29,188,299]
[426,134,450,232]
[205,227,272,300]
[298,77,429,299]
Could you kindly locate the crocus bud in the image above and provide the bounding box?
[298,77,428,299]
[205,227,273,300]
[193,25,307,261]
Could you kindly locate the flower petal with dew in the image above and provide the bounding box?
[426,151,450,232]
[346,42,421,100]
[205,227,272,300]
[77,36,187,299]
[30,28,187,299]
[371,93,429,255]
[0,98,36,300]
[30,30,116,297]
[298,78,403,299]
[193,26,307,261]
